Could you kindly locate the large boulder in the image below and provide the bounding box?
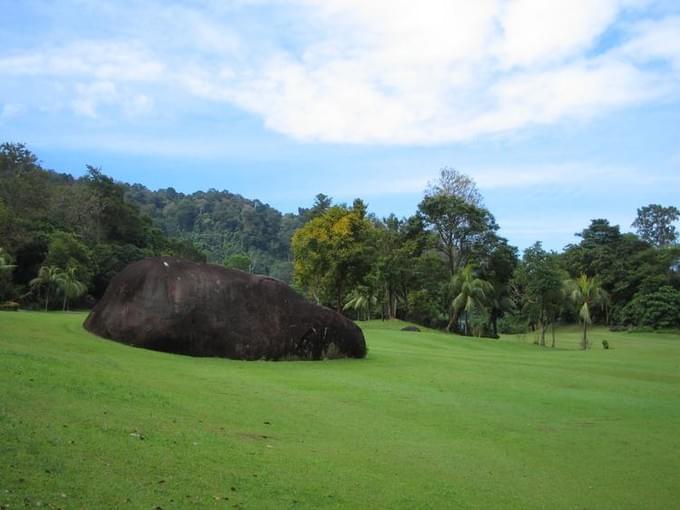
[84,257,366,360]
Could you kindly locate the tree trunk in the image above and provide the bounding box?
[446,309,459,333]
[551,322,556,348]
[464,310,470,336]
[581,321,588,350]
[44,286,49,311]
[539,319,545,346]
[62,293,67,311]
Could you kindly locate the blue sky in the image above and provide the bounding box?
[1,0,679,251]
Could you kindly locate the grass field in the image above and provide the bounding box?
[1,312,679,509]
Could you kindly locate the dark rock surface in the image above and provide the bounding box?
[84,257,366,360]
[400,325,421,332]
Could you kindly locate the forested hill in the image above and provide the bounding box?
[123,185,305,281]
[0,143,303,304]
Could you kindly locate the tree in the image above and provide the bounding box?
[45,231,94,290]
[425,167,483,206]
[55,266,87,311]
[450,265,493,336]
[292,203,375,310]
[562,219,650,322]
[632,204,679,247]
[478,237,518,337]
[0,247,15,272]
[343,286,378,321]
[418,194,497,276]
[30,265,63,311]
[516,243,564,347]
[565,275,608,350]
[0,247,16,301]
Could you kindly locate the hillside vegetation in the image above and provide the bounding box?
[1,312,679,509]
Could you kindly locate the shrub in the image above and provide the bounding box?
[602,339,609,349]
[621,286,680,329]
[497,315,528,334]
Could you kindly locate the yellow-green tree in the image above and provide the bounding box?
[292,203,375,311]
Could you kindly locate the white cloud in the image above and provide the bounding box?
[1,1,678,142]
[0,103,25,121]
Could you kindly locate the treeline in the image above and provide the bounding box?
[0,143,206,308]
[291,168,680,341]
[1,144,679,339]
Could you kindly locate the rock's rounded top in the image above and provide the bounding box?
[84,257,366,360]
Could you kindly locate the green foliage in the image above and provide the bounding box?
[621,286,680,329]
[0,247,16,301]
[449,265,494,336]
[292,203,376,310]
[632,204,679,247]
[45,231,94,289]
[418,193,497,276]
[343,286,378,320]
[125,184,300,278]
[29,265,63,311]
[55,266,87,311]
[0,143,207,304]
[514,242,565,346]
[224,253,252,272]
[565,274,609,350]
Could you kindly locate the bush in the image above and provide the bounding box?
[602,339,610,349]
[497,315,528,334]
[608,325,628,332]
[621,286,680,329]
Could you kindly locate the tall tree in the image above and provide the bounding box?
[419,194,497,276]
[517,243,565,347]
[425,167,483,206]
[632,204,679,247]
[565,275,608,350]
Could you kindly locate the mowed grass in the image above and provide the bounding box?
[1,313,679,509]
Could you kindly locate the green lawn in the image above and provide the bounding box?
[1,312,679,509]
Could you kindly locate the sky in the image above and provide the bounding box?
[1,0,679,251]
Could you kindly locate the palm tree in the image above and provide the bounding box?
[344,287,378,321]
[566,274,608,350]
[30,265,63,311]
[449,265,493,336]
[55,266,87,311]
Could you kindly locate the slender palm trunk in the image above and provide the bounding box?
[44,285,49,311]
[62,293,68,311]
[581,321,588,350]
[446,310,458,333]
